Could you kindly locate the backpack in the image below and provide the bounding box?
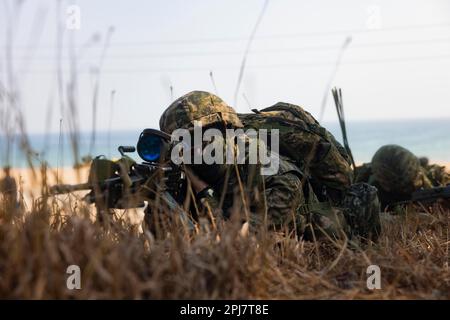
[238,102,353,202]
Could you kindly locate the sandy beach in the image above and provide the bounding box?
[5,165,144,224]
[4,166,90,207]
[9,166,89,193]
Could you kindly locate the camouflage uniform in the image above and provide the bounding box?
[423,163,450,187]
[159,91,380,240]
[238,102,353,205]
[355,144,450,207]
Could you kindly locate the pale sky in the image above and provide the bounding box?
[1,0,450,134]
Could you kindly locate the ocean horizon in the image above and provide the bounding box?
[1,118,450,168]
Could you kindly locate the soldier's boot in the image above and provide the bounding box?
[342,182,381,241]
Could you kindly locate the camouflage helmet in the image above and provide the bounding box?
[159,91,243,133]
[371,144,425,194]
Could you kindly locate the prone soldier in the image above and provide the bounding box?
[155,91,381,241]
[355,144,450,208]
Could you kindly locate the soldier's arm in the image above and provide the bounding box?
[185,162,262,220]
[183,167,222,217]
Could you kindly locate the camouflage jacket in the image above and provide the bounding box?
[194,127,352,238]
[238,102,353,205]
[196,144,310,230]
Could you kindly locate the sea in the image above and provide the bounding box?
[1,118,450,168]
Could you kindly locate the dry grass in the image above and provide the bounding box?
[0,187,449,299]
[0,1,448,300]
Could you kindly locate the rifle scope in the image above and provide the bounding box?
[137,129,171,163]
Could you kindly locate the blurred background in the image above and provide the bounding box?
[1,0,450,167]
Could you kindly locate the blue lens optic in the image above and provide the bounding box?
[138,134,162,162]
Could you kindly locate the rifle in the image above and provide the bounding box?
[50,129,187,213]
[411,185,450,204]
[385,184,450,210]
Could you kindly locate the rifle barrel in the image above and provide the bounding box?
[50,183,91,195]
[411,185,450,202]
